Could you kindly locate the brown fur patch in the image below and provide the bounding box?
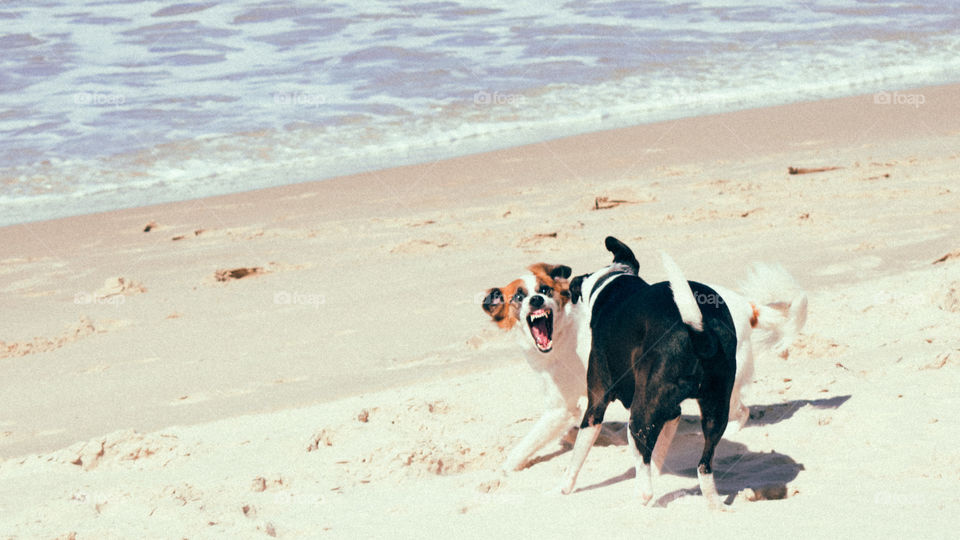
[527,263,571,308]
[484,279,526,330]
[749,303,759,328]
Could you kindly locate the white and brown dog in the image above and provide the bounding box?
[709,264,808,430]
[482,256,807,474]
[481,263,585,472]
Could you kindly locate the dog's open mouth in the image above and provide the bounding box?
[527,308,554,352]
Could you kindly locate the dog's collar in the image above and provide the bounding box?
[589,266,630,304]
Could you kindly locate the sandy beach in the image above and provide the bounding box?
[1,84,959,538]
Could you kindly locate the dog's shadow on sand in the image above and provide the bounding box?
[545,395,851,507]
[747,394,850,427]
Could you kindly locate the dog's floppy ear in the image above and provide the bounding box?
[569,274,586,304]
[549,264,572,280]
[528,263,572,283]
[604,236,639,273]
[481,288,504,315]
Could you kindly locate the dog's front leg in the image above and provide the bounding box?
[502,407,577,472]
[628,429,654,504]
[555,353,607,495]
[554,422,602,494]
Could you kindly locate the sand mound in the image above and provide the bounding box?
[0,317,100,359]
[53,430,186,471]
[94,276,146,298]
[308,399,503,490]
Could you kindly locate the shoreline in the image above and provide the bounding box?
[2,82,957,233]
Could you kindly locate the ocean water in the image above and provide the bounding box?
[1,0,959,226]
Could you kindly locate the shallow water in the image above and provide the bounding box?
[1,0,959,226]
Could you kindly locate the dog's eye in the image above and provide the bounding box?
[512,291,526,302]
[537,285,553,295]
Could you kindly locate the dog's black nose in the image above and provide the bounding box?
[529,295,544,308]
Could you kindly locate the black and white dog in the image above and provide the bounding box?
[557,237,738,508]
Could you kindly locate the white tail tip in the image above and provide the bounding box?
[660,251,703,332]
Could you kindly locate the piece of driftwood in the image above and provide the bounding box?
[214,267,264,282]
[933,250,960,265]
[594,196,637,210]
[788,166,843,175]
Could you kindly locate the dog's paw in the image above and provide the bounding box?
[502,450,534,472]
[635,488,653,505]
[729,404,749,431]
[500,458,526,473]
[705,499,730,512]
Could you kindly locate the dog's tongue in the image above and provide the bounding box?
[531,315,551,349]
